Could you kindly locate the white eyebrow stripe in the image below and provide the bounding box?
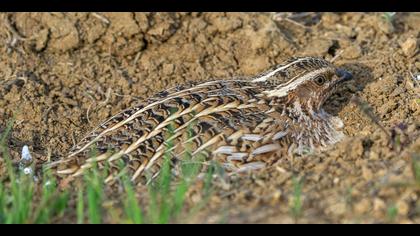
[276,71,306,87]
[264,68,328,98]
[251,58,308,82]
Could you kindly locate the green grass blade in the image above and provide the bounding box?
[290,176,303,221]
[172,180,188,217]
[122,177,143,224]
[77,187,85,224]
[86,169,103,224]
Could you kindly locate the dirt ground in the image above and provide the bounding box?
[0,12,419,223]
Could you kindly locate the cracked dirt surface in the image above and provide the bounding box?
[0,12,419,223]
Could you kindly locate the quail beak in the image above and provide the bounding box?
[336,69,353,83]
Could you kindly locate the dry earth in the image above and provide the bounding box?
[0,12,419,223]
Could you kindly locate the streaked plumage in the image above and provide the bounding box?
[51,57,353,184]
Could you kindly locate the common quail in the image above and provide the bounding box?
[52,56,353,184]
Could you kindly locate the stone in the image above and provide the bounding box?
[396,200,409,216]
[373,198,386,212]
[343,45,362,59]
[400,37,418,57]
[369,151,380,160]
[354,199,371,214]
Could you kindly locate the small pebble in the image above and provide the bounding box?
[343,45,362,59]
[377,18,394,35]
[373,198,386,211]
[400,37,418,57]
[396,200,409,216]
[369,151,380,160]
[354,199,371,214]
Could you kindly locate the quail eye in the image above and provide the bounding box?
[314,76,326,85]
